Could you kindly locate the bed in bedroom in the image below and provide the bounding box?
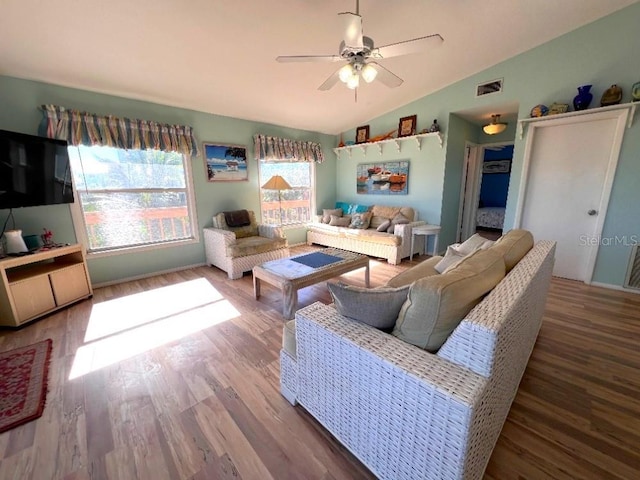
[477,206,505,230]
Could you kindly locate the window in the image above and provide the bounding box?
[68,145,197,253]
[259,160,314,225]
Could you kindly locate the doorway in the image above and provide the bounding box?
[458,142,513,243]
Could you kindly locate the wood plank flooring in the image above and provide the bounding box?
[1,246,639,479]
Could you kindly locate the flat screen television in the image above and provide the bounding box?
[0,129,74,210]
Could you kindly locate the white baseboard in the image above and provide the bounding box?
[589,281,640,295]
[92,262,207,289]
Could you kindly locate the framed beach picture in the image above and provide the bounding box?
[356,161,410,195]
[203,143,248,182]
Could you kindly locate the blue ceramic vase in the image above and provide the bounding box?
[573,85,593,111]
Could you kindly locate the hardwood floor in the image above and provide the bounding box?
[1,246,639,479]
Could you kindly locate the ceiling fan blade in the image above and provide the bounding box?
[276,55,343,63]
[367,62,403,88]
[339,12,363,49]
[318,69,342,91]
[373,34,443,59]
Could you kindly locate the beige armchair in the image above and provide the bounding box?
[203,210,290,279]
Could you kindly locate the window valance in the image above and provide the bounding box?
[40,105,200,156]
[253,134,324,163]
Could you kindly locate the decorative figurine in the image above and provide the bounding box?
[428,119,440,133]
[41,228,53,246]
[600,84,622,106]
[632,81,640,102]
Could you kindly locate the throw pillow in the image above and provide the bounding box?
[457,233,488,255]
[434,245,466,274]
[328,282,410,329]
[491,229,534,272]
[335,202,370,215]
[329,215,351,227]
[387,213,410,233]
[349,212,372,229]
[322,208,343,224]
[376,220,391,232]
[392,249,506,352]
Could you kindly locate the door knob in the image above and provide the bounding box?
[587,209,598,216]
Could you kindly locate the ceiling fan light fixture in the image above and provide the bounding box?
[483,114,508,135]
[338,64,355,83]
[361,63,378,83]
[346,73,360,89]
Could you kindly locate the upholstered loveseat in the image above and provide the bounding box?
[203,210,290,279]
[280,230,556,479]
[306,204,425,264]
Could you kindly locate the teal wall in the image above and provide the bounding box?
[339,3,640,287]
[0,76,335,284]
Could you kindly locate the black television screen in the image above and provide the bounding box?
[0,129,74,210]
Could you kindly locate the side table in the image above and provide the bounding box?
[410,224,441,260]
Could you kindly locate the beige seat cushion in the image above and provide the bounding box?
[490,229,534,272]
[392,249,506,352]
[226,236,287,258]
[282,320,297,359]
[385,256,442,288]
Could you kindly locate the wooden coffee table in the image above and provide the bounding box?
[253,248,370,320]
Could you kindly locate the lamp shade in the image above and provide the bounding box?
[483,114,508,135]
[261,175,292,190]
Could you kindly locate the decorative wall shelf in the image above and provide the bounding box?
[517,102,637,139]
[333,131,443,157]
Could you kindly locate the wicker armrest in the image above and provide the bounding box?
[393,220,425,241]
[295,302,486,404]
[258,224,286,240]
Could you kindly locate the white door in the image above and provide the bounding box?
[516,109,629,281]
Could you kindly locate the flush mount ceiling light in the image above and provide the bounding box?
[483,114,508,135]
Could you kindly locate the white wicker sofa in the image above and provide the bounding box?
[280,232,556,479]
[203,210,290,279]
[307,205,425,265]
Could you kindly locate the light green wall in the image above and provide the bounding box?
[338,3,640,287]
[0,76,335,284]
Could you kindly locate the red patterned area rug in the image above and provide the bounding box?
[0,339,52,433]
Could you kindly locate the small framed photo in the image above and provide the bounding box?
[476,78,503,97]
[203,143,248,182]
[397,115,417,137]
[355,125,370,144]
[483,159,511,174]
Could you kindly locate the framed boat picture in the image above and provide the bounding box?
[356,161,409,195]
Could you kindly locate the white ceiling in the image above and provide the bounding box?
[0,0,636,135]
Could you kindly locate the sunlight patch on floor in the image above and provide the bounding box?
[70,279,238,379]
[84,278,224,342]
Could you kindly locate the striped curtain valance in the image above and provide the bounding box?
[253,134,324,164]
[40,105,199,156]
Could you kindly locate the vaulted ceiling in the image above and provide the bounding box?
[0,0,636,134]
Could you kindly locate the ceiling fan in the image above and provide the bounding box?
[276,0,443,91]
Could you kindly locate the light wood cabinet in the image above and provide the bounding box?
[0,244,93,327]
